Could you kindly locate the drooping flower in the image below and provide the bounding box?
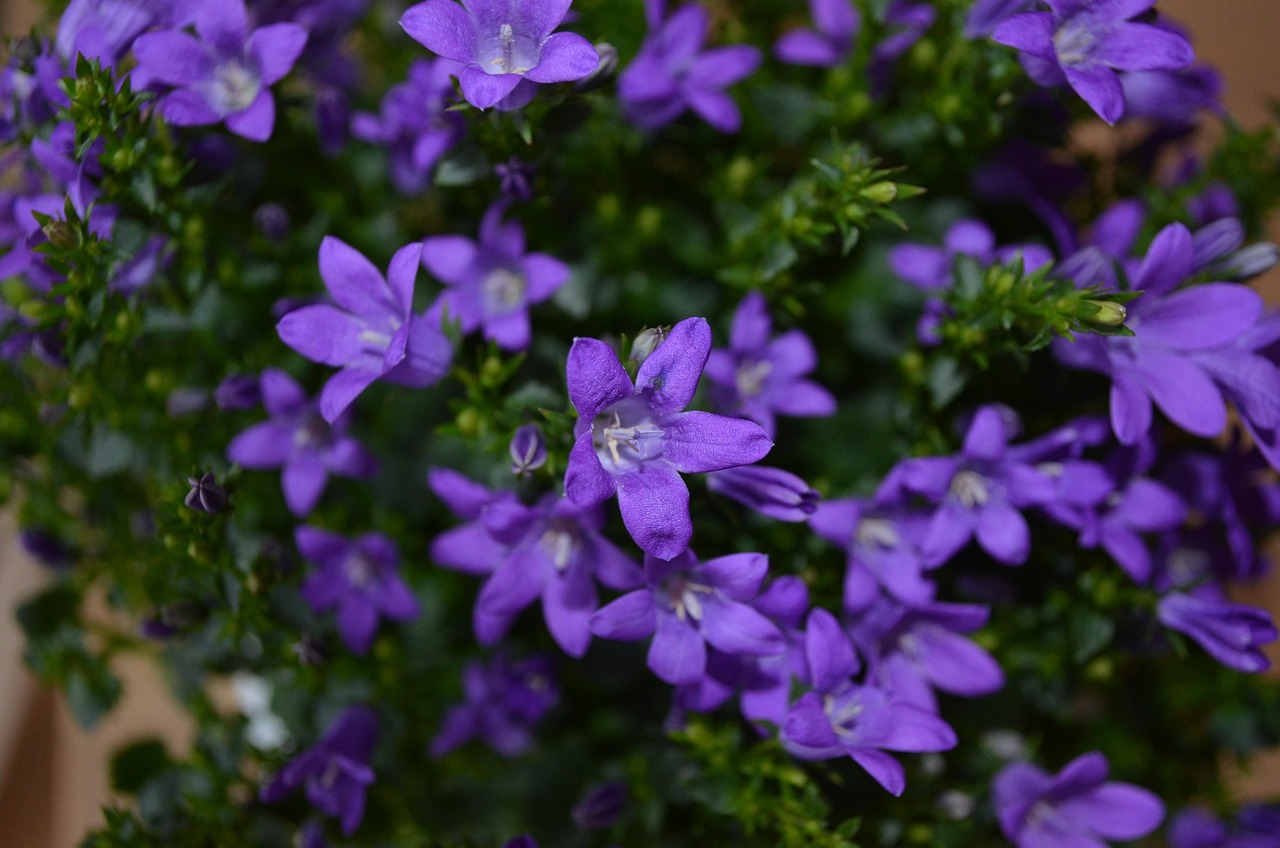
[428,470,643,657]
[227,369,376,516]
[773,0,860,68]
[588,549,785,686]
[351,57,464,195]
[705,464,819,522]
[564,317,773,559]
[617,1,762,133]
[992,751,1165,848]
[430,653,558,758]
[260,706,378,836]
[400,0,599,111]
[277,237,453,422]
[132,0,309,141]
[1157,589,1277,673]
[295,527,421,655]
[992,0,1195,125]
[781,608,956,795]
[422,202,569,351]
[705,292,836,437]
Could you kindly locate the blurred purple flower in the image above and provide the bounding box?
[808,495,935,612]
[431,654,558,758]
[1158,589,1276,673]
[868,0,935,97]
[773,0,860,68]
[705,464,819,522]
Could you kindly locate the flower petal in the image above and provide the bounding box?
[249,23,309,86]
[648,610,707,684]
[319,365,381,423]
[589,589,657,640]
[282,454,329,515]
[663,411,773,473]
[1064,63,1125,125]
[636,317,712,415]
[1132,351,1226,438]
[400,0,475,63]
[975,499,1030,565]
[565,431,617,506]
[616,464,692,560]
[700,598,785,657]
[567,337,633,418]
[319,236,396,318]
[523,31,598,83]
[225,90,275,142]
[458,66,522,110]
[1136,283,1262,351]
[806,607,858,692]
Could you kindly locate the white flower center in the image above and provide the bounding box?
[540,526,578,572]
[855,516,899,550]
[484,22,537,75]
[592,401,664,471]
[483,267,526,312]
[345,553,376,588]
[1053,19,1097,67]
[735,359,772,398]
[215,59,261,112]
[949,469,990,508]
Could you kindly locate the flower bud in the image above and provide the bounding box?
[572,781,627,830]
[629,326,667,364]
[510,424,547,476]
[574,43,619,92]
[1082,298,1127,327]
[214,374,263,411]
[185,471,228,514]
[42,220,79,251]
[705,465,819,522]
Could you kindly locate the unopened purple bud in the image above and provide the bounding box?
[1217,243,1280,281]
[495,157,535,202]
[629,326,667,364]
[166,386,209,417]
[185,472,228,514]
[571,781,627,830]
[314,88,350,157]
[574,43,619,92]
[19,528,74,571]
[214,374,262,411]
[509,424,547,476]
[705,464,819,521]
[253,203,291,244]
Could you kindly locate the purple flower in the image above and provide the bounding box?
[1120,63,1221,127]
[509,424,547,476]
[132,0,308,141]
[781,608,956,795]
[430,653,558,758]
[992,751,1164,848]
[296,527,421,655]
[56,0,198,67]
[588,549,785,686]
[495,156,535,202]
[351,57,463,195]
[773,0,860,68]
[400,0,599,111]
[705,464,819,522]
[868,0,936,97]
[226,369,376,516]
[564,317,773,559]
[705,292,836,438]
[260,706,378,836]
[422,203,569,351]
[888,219,1054,292]
[964,0,1036,38]
[809,496,935,612]
[214,373,262,411]
[1052,223,1268,445]
[184,471,227,514]
[1157,590,1277,673]
[893,406,1057,567]
[617,1,761,133]
[992,0,1194,125]
[19,528,75,571]
[428,470,643,657]
[277,237,453,422]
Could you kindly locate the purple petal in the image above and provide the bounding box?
[195,0,247,51]
[132,31,214,85]
[889,244,950,290]
[378,577,421,621]
[567,337,633,418]
[296,526,350,565]
[400,0,475,63]
[588,589,656,640]
[249,23,309,86]
[386,242,423,314]
[636,317,711,415]
[1111,478,1185,531]
[283,455,329,515]
[227,421,293,468]
[664,411,773,473]
[992,762,1053,838]
[225,89,275,142]
[1062,783,1164,840]
[1099,526,1153,583]
[1137,283,1262,350]
[476,545,544,614]
[685,45,762,89]
[565,432,617,506]
[616,465,691,560]
[319,366,381,423]
[1093,22,1193,72]
[975,500,1030,565]
[1109,373,1152,444]
[542,565,597,657]
[648,610,707,684]
[260,368,306,415]
[277,305,364,366]
[698,552,769,600]
[730,292,771,351]
[700,598,784,657]
[684,88,742,133]
[1133,223,1193,297]
[1132,351,1225,437]
[1064,63,1126,125]
[428,468,494,518]
[770,381,837,417]
[523,32,598,83]
[813,0,860,39]
[522,253,570,302]
[431,523,507,575]
[962,406,1008,461]
[782,692,840,749]
[849,749,906,796]
[337,597,379,655]
[773,30,843,67]
[806,607,858,692]
[319,237,396,318]
[160,88,221,126]
[458,66,522,110]
[915,627,1004,696]
[992,12,1055,58]
[421,235,478,285]
[921,501,975,566]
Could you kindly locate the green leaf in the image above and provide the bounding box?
[66,661,122,729]
[110,740,171,795]
[17,585,81,639]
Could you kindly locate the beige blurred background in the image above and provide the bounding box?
[1,0,1280,845]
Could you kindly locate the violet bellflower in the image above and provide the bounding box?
[781,608,957,795]
[704,464,819,522]
[587,549,785,686]
[400,0,599,111]
[427,468,643,657]
[422,202,570,351]
[887,218,1054,292]
[617,1,762,133]
[56,0,198,68]
[1157,589,1277,674]
[227,368,376,516]
[808,494,935,612]
[773,0,860,68]
[430,653,558,758]
[992,0,1194,125]
[260,706,378,836]
[992,751,1165,848]
[868,0,936,97]
[351,57,464,195]
[295,527,421,655]
[131,0,308,142]
[564,317,773,559]
[277,237,453,423]
[705,292,836,437]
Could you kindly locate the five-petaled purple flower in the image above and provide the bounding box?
[423,202,570,351]
[773,0,860,68]
[564,317,773,559]
[617,0,762,133]
[430,653,559,758]
[277,237,453,422]
[781,608,957,795]
[227,369,376,516]
[132,0,308,141]
[588,548,785,686]
[400,0,599,111]
[992,0,1195,125]
[705,292,836,437]
[992,751,1165,848]
[260,706,379,836]
[808,494,935,612]
[296,527,421,655]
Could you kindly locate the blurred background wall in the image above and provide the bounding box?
[0,0,1278,845]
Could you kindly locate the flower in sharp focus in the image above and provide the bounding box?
[422,202,570,351]
[773,0,860,68]
[992,751,1164,848]
[260,707,378,836]
[992,0,1194,125]
[705,464,819,522]
[132,0,308,141]
[705,292,836,438]
[618,1,762,133]
[430,653,558,758]
[277,237,453,422]
[295,527,421,655]
[226,369,376,517]
[564,317,773,559]
[400,0,599,111]
[588,549,785,686]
